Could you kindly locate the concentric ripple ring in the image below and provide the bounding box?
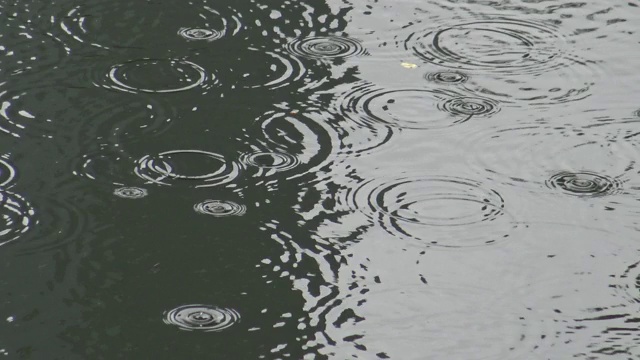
[0,191,36,247]
[0,158,17,189]
[338,84,498,130]
[343,175,515,248]
[546,171,622,197]
[239,151,299,172]
[134,150,240,188]
[113,187,148,199]
[406,19,565,74]
[103,59,209,94]
[163,304,240,332]
[178,28,223,41]
[286,36,365,59]
[425,71,469,84]
[194,200,246,217]
[439,97,499,117]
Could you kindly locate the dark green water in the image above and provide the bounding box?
[1,0,640,358]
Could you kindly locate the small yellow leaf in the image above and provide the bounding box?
[401,62,418,69]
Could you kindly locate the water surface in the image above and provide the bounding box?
[0,0,640,358]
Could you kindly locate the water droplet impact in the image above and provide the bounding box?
[425,71,468,85]
[337,83,494,130]
[134,150,240,188]
[439,97,499,117]
[240,151,299,172]
[113,187,148,199]
[407,19,565,74]
[546,171,622,197]
[193,200,246,217]
[0,191,36,247]
[163,304,240,332]
[342,175,515,248]
[178,28,222,41]
[286,36,365,59]
[99,58,211,94]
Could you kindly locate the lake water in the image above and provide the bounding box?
[1,0,640,358]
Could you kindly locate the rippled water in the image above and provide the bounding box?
[1,0,640,358]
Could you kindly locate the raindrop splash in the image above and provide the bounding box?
[286,36,365,59]
[425,71,469,85]
[163,304,240,332]
[193,200,246,217]
[546,171,622,197]
[178,28,223,41]
[113,187,148,199]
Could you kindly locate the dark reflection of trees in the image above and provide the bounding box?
[0,0,385,358]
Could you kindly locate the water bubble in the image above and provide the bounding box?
[342,175,515,248]
[336,83,495,130]
[163,304,240,332]
[98,58,212,94]
[406,19,565,74]
[194,200,246,217]
[0,191,36,247]
[239,151,299,172]
[546,171,622,197]
[113,187,148,199]
[286,36,365,59]
[178,28,223,41]
[134,149,240,188]
[439,97,499,117]
[425,71,469,85]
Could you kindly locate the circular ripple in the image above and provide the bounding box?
[0,191,36,247]
[74,149,136,186]
[194,200,246,217]
[0,158,17,189]
[406,19,565,74]
[462,123,637,190]
[97,58,212,94]
[286,36,365,59]
[342,175,515,248]
[546,171,622,197]
[245,110,334,177]
[113,187,148,199]
[134,150,240,188]
[0,20,69,76]
[337,83,497,130]
[178,27,223,41]
[439,97,499,117]
[163,304,240,332]
[54,1,243,50]
[226,49,306,90]
[240,151,299,172]
[425,71,469,85]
